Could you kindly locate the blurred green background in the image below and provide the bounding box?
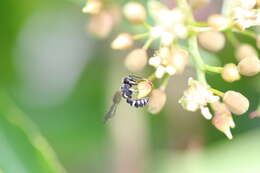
[0,0,260,173]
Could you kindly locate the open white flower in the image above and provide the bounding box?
[148,0,188,44]
[179,78,219,119]
[232,7,260,30]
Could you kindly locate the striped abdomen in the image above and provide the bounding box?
[126,98,149,108]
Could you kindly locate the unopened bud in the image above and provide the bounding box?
[190,0,210,9]
[198,31,225,52]
[207,14,230,30]
[235,44,257,61]
[123,2,146,24]
[238,56,260,76]
[170,48,189,73]
[125,49,148,72]
[111,33,133,50]
[87,11,114,38]
[221,63,240,82]
[82,0,102,14]
[223,91,249,115]
[148,89,167,114]
[211,102,235,140]
[137,80,153,99]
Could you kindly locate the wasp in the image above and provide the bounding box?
[103,75,152,123]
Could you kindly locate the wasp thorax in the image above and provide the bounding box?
[223,91,249,115]
[235,44,258,61]
[123,2,146,24]
[238,56,260,76]
[221,63,240,82]
[148,89,167,114]
[137,80,153,99]
[207,14,230,30]
[125,49,148,72]
[111,33,133,50]
[198,31,225,52]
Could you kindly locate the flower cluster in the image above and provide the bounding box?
[179,78,249,139]
[83,0,260,139]
[179,78,219,120]
[83,0,121,38]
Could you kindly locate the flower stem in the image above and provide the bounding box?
[142,22,152,30]
[148,73,156,81]
[209,88,224,97]
[188,35,207,83]
[133,32,149,40]
[142,38,154,50]
[233,29,257,39]
[225,30,239,47]
[160,75,171,91]
[204,64,223,73]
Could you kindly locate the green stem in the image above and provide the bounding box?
[148,73,156,81]
[142,22,152,30]
[225,30,239,47]
[160,75,171,91]
[233,29,257,39]
[133,32,149,40]
[209,88,224,97]
[204,65,224,73]
[188,35,207,83]
[0,91,67,173]
[142,38,154,50]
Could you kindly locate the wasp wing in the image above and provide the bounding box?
[103,91,121,123]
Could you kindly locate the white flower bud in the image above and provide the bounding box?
[123,2,146,24]
[207,14,230,30]
[148,89,167,114]
[111,33,133,50]
[165,65,176,75]
[198,31,225,52]
[149,56,161,67]
[238,56,260,76]
[137,80,153,99]
[221,63,240,82]
[125,49,147,72]
[155,65,166,78]
[169,48,189,73]
[223,91,249,115]
[87,11,114,38]
[82,0,102,14]
[235,44,257,61]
